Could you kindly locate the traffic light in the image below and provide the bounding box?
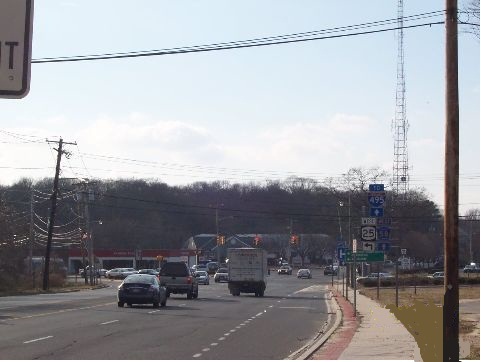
[217,235,225,246]
[290,234,299,246]
[254,235,261,247]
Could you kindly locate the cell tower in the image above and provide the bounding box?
[392,0,409,197]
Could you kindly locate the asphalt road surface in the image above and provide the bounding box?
[0,268,333,359]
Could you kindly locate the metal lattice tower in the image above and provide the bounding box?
[392,0,409,197]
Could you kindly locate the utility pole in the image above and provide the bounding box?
[29,189,34,277]
[84,191,93,286]
[215,206,219,262]
[42,138,76,291]
[444,0,459,360]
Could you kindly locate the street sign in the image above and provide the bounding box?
[376,242,391,252]
[377,217,392,226]
[369,184,384,192]
[401,248,407,255]
[0,0,34,98]
[377,226,391,241]
[361,226,376,241]
[337,246,347,261]
[352,239,357,253]
[370,207,384,217]
[346,250,384,262]
[362,241,376,252]
[368,192,386,207]
[361,217,377,225]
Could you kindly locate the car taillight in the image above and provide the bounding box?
[187,276,192,284]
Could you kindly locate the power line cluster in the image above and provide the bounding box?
[0,188,83,251]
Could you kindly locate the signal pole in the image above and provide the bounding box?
[42,138,76,291]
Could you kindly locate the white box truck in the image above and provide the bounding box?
[227,248,267,297]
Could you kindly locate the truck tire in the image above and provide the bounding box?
[259,289,264,297]
[187,290,193,299]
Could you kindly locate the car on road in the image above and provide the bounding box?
[159,262,198,299]
[357,272,393,282]
[194,270,210,285]
[137,269,159,276]
[297,269,312,279]
[463,264,480,273]
[194,264,208,273]
[323,266,338,276]
[79,266,107,278]
[278,265,292,275]
[429,271,444,279]
[214,268,229,282]
[206,261,219,275]
[117,273,167,308]
[106,267,138,279]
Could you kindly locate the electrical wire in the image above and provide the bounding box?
[32,15,445,64]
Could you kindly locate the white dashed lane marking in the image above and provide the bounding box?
[202,348,210,352]
[100,320,119,325]
[23,336,53,344]
[218,337,226,341]
[211,342,218,346]
[193,353,202,358]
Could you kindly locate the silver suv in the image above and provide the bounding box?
[159,262,198,299]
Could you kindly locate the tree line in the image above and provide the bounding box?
[0,167,479,273]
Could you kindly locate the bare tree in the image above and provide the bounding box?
[461,0,480,39]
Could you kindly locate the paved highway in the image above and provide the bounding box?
[0,269,333,359]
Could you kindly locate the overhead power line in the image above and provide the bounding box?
[32,12,446,64]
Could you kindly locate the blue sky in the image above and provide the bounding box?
[0,0,479,214]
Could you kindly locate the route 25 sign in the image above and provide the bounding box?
[361,226,376,241]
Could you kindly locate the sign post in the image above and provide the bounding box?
[0,0,34,98]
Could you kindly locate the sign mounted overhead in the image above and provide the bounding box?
[0,0,34,98]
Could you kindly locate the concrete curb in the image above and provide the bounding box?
[285,286,343,360]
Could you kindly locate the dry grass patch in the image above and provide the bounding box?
[359,285,480,360]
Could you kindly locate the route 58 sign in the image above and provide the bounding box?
[361,226,376,241]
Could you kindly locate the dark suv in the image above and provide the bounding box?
[159,262,198,299]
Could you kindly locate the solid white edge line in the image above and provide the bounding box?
[23,336,53,344]
[286,285,342,360]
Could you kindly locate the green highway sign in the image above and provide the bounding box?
[346,250,384,262]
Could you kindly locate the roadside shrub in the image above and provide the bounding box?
[48,273,66,288]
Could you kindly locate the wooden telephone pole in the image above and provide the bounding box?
[42,138,76,291]
[444,0,459,360]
